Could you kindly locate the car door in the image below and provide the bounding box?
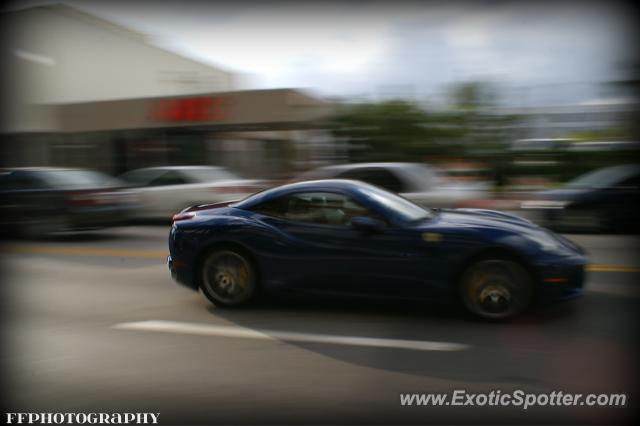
[144,170,196,216]
[250,191,444,300]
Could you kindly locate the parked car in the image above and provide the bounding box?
[567,141,640,151]
[521,164,640,232]
[167,179,588,320]
[115,166,266,220]
[0,167,135,238]
[289,163,489,208]
[509,138,578,151]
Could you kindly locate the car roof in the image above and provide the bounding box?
[0,167,87,172]
[233,179,375,209]
[315,162,427,171]
[123,166,226,172]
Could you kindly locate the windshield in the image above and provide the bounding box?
[36,170,114,187]
[355,184,432,222]
[184,167,242,182]
[564,165,639,189]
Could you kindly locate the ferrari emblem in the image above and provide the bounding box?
[422,233,443,243]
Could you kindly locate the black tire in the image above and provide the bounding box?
[199,248,257,307]
[459,258,533,320]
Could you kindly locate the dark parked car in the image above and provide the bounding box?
[521,164,640,233]
[168,179,588,320]
[115,166,265,221]
[0,167,135,238]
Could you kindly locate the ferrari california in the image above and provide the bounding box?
[167,179,588,320]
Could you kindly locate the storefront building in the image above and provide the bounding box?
[2,88,338,179]
[1,4,341,179]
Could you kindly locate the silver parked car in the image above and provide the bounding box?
[289,163,489,209]
[116,166,266,220]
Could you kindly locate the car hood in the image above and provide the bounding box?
[421,208,540,233]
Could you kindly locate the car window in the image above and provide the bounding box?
[118,169,164,186]
[565,165,640,189]
[183,168,242,182]
[401,165,435,191]
[337,168,406,193]
[0,173,49,190]
[34,170,112,187]
[618,172,640,187]
[251,192,387,227]
[149,171,191,186]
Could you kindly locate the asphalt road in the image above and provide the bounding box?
[1,225,639,424]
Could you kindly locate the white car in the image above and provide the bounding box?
[289,163,489,209]
[116,166,266,220]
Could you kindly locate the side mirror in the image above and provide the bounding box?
[349,216,384,231]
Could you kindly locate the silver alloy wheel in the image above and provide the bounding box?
[460,259,533,320]
[201,250,255,306]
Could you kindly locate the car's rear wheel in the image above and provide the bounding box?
[459,258,533,320]
[200,249,257,307]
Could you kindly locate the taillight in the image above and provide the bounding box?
[66,191,117,207]
[185,201,233,212]
[211,186,260,194]
[171,212,195,226]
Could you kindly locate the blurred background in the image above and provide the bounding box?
[1,0,639,424]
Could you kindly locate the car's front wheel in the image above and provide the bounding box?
[200,248,257,307]
[459,258,533,320]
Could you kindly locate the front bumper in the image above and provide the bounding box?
[533,256,588,303]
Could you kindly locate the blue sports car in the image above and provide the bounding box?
[168,179,588,320]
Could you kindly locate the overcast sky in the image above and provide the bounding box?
[3,0,638,105]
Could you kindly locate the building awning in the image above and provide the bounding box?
[58,88,337,133]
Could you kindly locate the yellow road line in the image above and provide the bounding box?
[587,264,640,272]
[1,245,639,272]
[0,245,168,259]
[586,266,640,272]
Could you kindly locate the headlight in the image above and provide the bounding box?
[525,232,572,256]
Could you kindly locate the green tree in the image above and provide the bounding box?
[329,82,519,164]
[330,100,464,163]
